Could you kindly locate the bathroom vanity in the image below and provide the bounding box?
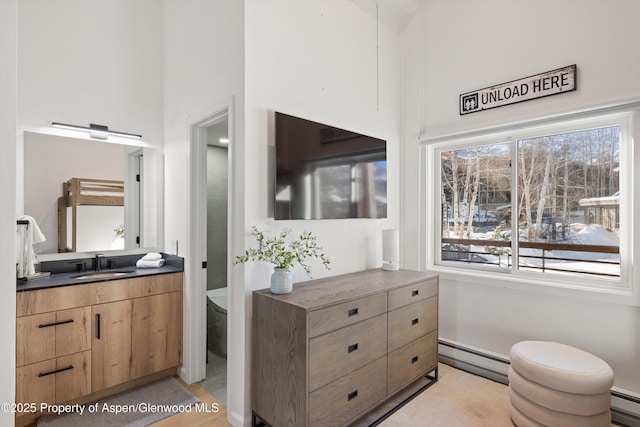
[15,262,183,426]
[252,268,439,427]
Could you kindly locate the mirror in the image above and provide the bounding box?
[22,131,159,258]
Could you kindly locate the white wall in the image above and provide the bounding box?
[402,0,640,394]
[17,0,164,143]
[0,0,18,424]
[161,0,245,424]
[245,0,403,279]
[162,0,244,266]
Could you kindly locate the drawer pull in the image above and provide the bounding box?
[38,365,73,377]
[411,318,419,326]
[411,356,419,364]
[347,390,358,401]
[38,319,74,328]
[96,314,101,339]
[412,289,419,297]
[347,308,359,317]
[348,343,359,353]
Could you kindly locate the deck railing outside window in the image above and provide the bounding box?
[441,238,620,278]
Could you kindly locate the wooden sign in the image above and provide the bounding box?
[460,64,576,115]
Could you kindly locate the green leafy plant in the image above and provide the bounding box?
[233,226,331,277]
[114,224,125,238]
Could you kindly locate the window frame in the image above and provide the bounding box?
[421,105,637,304]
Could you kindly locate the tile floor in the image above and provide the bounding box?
[201,351,227,406]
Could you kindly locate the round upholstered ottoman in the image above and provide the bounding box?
[509,341,614,427]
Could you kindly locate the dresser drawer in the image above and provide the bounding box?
[388,296,437,352]
[309,292,387,338]
[388,278,437,311]
[387,331,438,395]
[309,356,387,427]
[309,314,387,391]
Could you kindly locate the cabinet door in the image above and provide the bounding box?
[92,300,132,392]
[130,292,182,379]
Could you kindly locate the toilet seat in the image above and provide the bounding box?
[206,288,227,313]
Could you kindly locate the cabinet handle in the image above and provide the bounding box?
[96,313,101,339]
[347,390,358,401]
[38,319,74,328]
[347,308,359,317]
[39,365,73,377]
[411,356,419,364]
[348,343,359,353]
[412,289,419,297]
[411,318,419,326]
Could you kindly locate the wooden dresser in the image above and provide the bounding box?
[252,269,438,427]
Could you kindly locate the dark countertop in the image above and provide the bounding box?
[17,254,184,292]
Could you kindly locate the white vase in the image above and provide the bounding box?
[270,267,293,294]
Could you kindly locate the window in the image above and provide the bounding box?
[440,142,512,268]
[432,111,631,289]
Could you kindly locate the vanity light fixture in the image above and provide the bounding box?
[219,137,229,144]
[51,122,142,140]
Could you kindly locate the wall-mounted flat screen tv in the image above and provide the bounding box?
[275,112,387,220]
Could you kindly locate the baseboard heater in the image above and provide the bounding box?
[438,339,640,427]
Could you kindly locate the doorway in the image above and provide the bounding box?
[201,118,229,405]
[185,104,232,407]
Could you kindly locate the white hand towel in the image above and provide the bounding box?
[16,222,28,278]
[18,215,46,243]
[136,259,165,269]
[142,252,163,261]
[16,215,46,278]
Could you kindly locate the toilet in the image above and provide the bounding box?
[206,287,227,358]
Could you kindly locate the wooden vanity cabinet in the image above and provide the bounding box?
[252,269,438,427]
[15,272,183,424]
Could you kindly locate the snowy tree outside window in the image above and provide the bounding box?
[438,123,622,280]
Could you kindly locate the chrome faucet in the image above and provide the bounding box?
[94,253,105,271]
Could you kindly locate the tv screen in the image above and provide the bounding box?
[275,112,387,220]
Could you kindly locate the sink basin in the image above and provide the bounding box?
[72,270,135,279]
